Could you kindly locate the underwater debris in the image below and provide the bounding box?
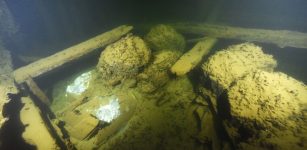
[66,71,92,95]
[171,38,217,76]
[26,77,51,105]
[171,23,307,49]
[13,25,133,84]
[145,24,186,51]
[225,70,307,150]
[137,50,181,93]
[202,43,277,95]
[35,21,307,150]
[201,42,307,149]
[97,34,151,85]
[94,97,121,123]
[20,97,60,149]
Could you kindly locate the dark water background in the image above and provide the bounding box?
[4,0,307,82]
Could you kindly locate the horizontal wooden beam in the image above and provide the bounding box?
[170,23,307,49]
[14,25,133,84]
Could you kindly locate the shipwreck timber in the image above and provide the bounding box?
[5,25,133,149]
[170,23,307,49]
[171,37,217,76]
[13,25,133,84]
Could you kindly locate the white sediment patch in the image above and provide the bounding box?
[95,97,121,123]
[66,71,92,95]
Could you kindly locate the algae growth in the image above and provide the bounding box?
[49,24,307,150]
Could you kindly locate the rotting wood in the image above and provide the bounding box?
[63,112,99,140]
[171,37,217,76]
[170,23,307,49]
[13,25,133,84]
[20,97,60,149]
[25,78,51,106]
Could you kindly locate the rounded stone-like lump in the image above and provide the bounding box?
[96,35,151,82]
[101,35,150,69]
[145,24,186,51]
[202,43,277,94]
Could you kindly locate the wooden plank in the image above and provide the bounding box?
[63,112,99,140]
[25,78,51,106]
[171,37,217,76]
[13,25,133,84]
[170,23,307,49]
[20,97,60,149]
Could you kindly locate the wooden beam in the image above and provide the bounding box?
[13,25,133,84]
[170,23,307,49]
[20,96,60,149]
[25,78,50,106]
[171,38,218,76]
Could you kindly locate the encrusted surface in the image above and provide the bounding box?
[97,35,151,85]
[171,38,217,76]
[202,43,277,94]
[201,42,307,149]
[145,24,186,51]
[137,50,181,93]
[226,70,307,149]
